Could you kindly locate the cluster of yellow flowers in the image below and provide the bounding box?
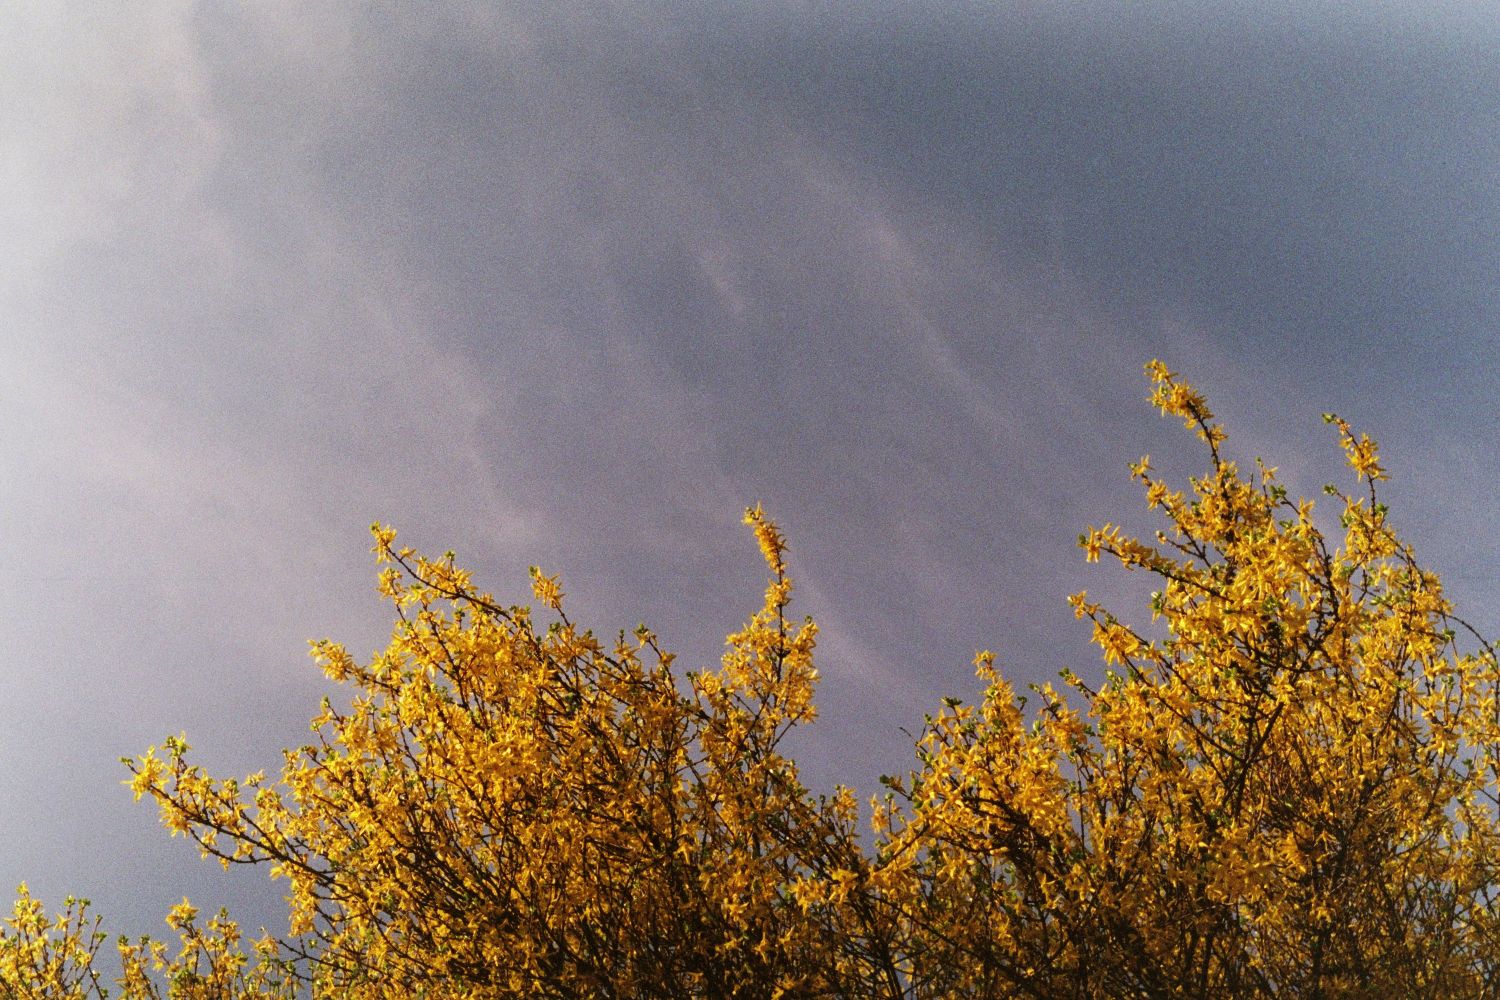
[6,362,1497,998]
[876,362,1500,996]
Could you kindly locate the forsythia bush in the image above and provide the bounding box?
[6,362,1498,998]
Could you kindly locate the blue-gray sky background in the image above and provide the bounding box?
[3,2,1497,942]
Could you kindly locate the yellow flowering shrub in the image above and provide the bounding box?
[0,884,293,999]
[123,506,869,999]
[8,362,1497,998]
[875,362,1500,997]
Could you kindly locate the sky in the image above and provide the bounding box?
[3,1,1498,944]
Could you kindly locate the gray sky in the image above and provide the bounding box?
[3,2,1497,943]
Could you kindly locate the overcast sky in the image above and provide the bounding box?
[3,2,1497,943]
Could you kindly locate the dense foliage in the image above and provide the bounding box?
[6,363,1498,998]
